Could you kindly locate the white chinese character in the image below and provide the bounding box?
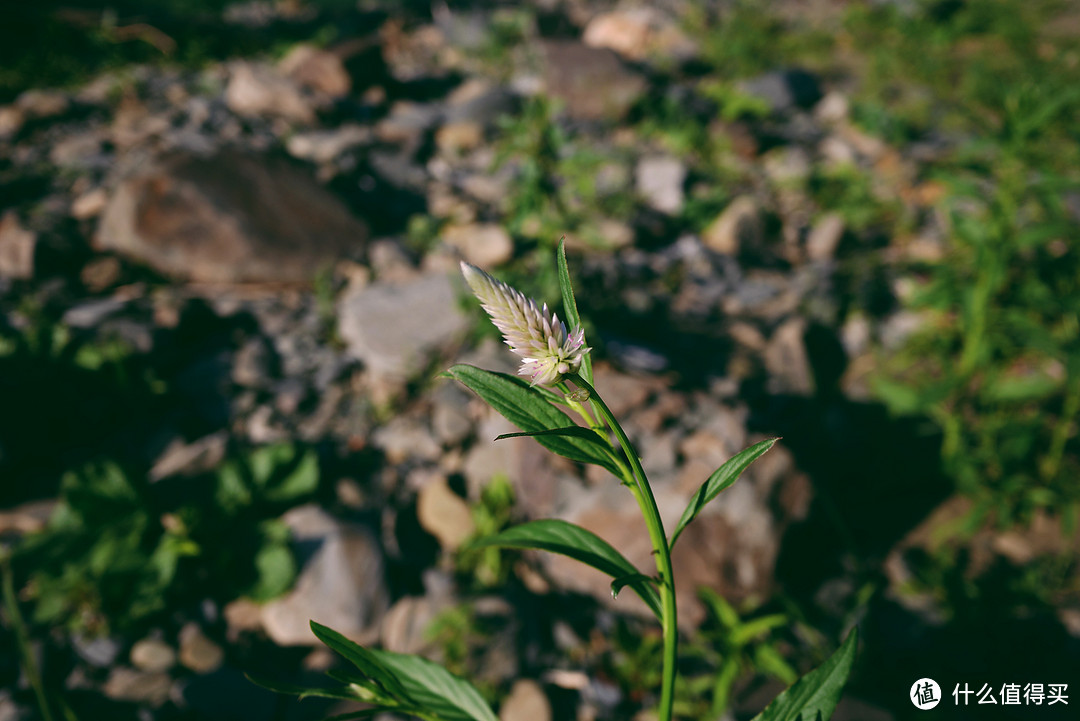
[1048,684,1068,705]
[1001,683,1021,705]
[1024,682,1045,705]
[954,683,973,706]
[977,683,998,704]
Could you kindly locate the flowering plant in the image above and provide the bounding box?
[256,240,857,720]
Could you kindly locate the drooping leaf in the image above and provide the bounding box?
[467,520,662,619]
[557,238,592,383]
[750,626,859,721]
[610,572,656,600]
[670,439,778,548]
[370,649,499,721]
[447,365,620,475]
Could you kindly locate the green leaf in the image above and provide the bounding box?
[750,626,859,721]
[245,673,367,702]
[610,572,656,599]
[494,426,606,443]
[557,238,592,383]
[310,622,412,701]
[670,439,778,548]
[467,520,662,619]
[447,365,621,475]
[370,650,499,721]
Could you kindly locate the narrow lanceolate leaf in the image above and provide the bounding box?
[448,364,621,476]
[670,438,779,549]
[495,426,606,443]
[310,622,411,701]
[750,626,859,721]
[467,519,662,620]
[245,673,367,702]
[557,237,592,383]
[370,650,499,721]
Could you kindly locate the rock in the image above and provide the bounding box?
[436,121,485,154]
[61,297,126,328]
[337,273,468,379]
[737,69,822,114]
[702,196,762,255]
[96,150,368,283]
[764,318,814,395]
[15,89,70,121]
[380,595,444,656]
[225,61,317,123]
[0,690,18,721]
[539,41,647,121]
[878,310,929,351]
[286,124,371,163]
[762,146,812,185]
[71,634,120,667]
[278,44,351,98]
[178,623,224,674]
[432,383,473,446]
[442,223,514,268]
[0,212,36,279]
[636,155,686,215]
[372,417,442,464]
[71,188,109,219]
[445,82,518,126]
[130,637,176,673]
[375,100,441,144]
[814,91,850,124]
[500,679,552,721]
[0,106,22,139]
[232,337,274,388]
[102,667,173,705]
[416,475,476,550]
[79,256,122,292]
[149,432,228,482]
[50,132,106,169]
[806,212,845,261]
[583,8,696,63]
[261,504,388,646]
[462,413,562,515]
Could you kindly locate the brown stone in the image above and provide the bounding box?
[279,44,351,98]
[0,211,35,279]
[96,150,367,283]
[539,41,647,122]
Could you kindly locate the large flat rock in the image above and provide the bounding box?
[97,150,368,283]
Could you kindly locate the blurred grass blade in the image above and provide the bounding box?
[468,519,662,619]
[670,439,778,548]
[448,364,620,475]
[750,626,859,721]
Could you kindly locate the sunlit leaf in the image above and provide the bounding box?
[670,439,778,549]
[751,627,859,721]
[447,365,620,475]
[468,520,662,619]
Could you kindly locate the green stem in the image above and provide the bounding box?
[568,374,678,721]
[2,556,55,721]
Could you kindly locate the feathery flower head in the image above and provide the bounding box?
[461,262,589,386]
